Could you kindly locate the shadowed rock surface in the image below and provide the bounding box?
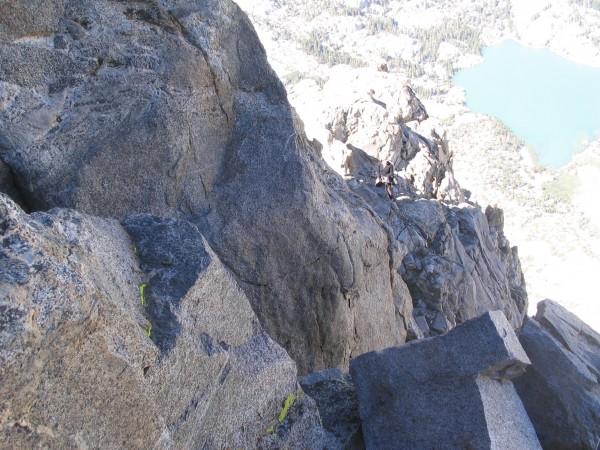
[299,369,364,450]
[0,0,410,374]
[0,159,25,210]
[350,311,540,450]
[514,302,600,449]
[0,194,328,448]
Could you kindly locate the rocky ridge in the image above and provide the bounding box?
[0,0,412,375]
[290,69,528,336]
[0,0,597,448]
[0,193,332,448]
[234,0,600,331]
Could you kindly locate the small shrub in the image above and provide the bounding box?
[542,172,580,203]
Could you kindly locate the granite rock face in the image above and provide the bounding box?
[0,0,410,373]
[350,311,540,450]
[514,301,600,449]
[399,202,528,333]
[0,194,327,449]
[319,81,527,335]
[323,80,461,202]
[346,153,527,335]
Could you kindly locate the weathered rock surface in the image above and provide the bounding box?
[535,299,600,375]
[346,150,527,334]
[321,77,461,202]
[299,369,363,450]
[0,0,410,373]
[350,311,540,450]
[0,194,327,449]
[514,302,600,449]
[399,202,528,332]
[311,80,527,335]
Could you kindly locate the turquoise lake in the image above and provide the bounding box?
[452,40,600,168]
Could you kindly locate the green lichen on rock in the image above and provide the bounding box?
[278,392,297,422]
[139,283,148,307]
[264,388,305,437]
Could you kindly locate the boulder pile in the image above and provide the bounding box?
[350,311,541,449]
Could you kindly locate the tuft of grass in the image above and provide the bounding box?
[283,70,306,85]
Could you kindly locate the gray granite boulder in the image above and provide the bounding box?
[0,0,410,374]
[535,299,600,376]
[0,194,327,449]
[514,302,600,449]
[350,311,540,450]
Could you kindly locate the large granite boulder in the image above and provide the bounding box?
[0,0,410,373]
[0,194,328,448]
[350,311,540,450]
[514,301,600,449]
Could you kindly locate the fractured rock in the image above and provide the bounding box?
[514,303,600,449]
[0,194,326,449]
[320,77,459,201]
[350,311,540,450]
[535,299,600,375]
[0,0,410,374]
[319,82,527,334]
[398,202,528,331]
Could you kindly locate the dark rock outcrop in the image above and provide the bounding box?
[0,0,411,373]
[514,301,600,449]
[350,311,540,450]
[0,194,328,448]
[299,369,363,449]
